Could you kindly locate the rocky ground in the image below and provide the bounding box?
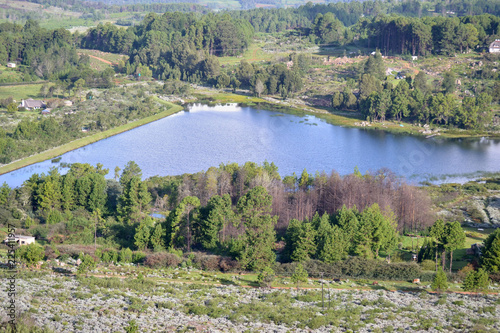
[2,274,499,332]
[439,194,500,228]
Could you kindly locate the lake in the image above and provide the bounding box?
[1,103,500,188]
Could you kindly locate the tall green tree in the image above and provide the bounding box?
[429,219,446,270]
[463,268,490,292]
[442,71,456,95]
[431,267,448,293]
[363,50,385,80]
[150,223,166,251]
[236,186,277,271]
[120,161,142,186]
[481,229,500,273]
[134,217,153,250]
[291,263,308,290]
[180,196,200,252]
[198,194,235,250]
[443,221,465,273]
[284,218,316,262]
[317,223,347,263]
[118,177,151,224]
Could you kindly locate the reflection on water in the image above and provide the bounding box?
[1,103,500,187]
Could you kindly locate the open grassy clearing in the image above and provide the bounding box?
[218,42,290,66]
[77,49,127,65]
[0,82,45,101]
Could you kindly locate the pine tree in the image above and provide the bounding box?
[88,173,107,212]
[298,169,310,190]
[335,205,359,254]
[61,173,76,211]
[429,219,447,270]
[118,177,151,224]
[463,268,490,292]
[180,196,200,252]
[237,186,277,271]
[481,229,500,273]
[317,224,347,263]
[0,182,11,205]
[443,221,465,273]
[134,218,152,250]
[150,223,166,251]
[290,220,316,263]
[431,267,448,292]
[120,161,142,186]
[198,194,234,250]
[291,263,308,290]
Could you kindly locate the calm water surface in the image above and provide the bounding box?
[1,104,500,187]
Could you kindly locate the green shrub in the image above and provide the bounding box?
[47,209,64,225]
[16,243,45,265]
[120,248,133,263]
[421,260,436,271]
[431,268,448,292]
[308,316,328,329]
[132,251,146,263]
[124,320,139,333]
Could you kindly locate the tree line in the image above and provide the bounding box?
[81,12,254,83]
[3,161,499,276]
[1,161,433,268]
[331,51,495,130]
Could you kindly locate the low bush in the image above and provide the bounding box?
[143,252,181,268]
[219,257,240,272]
[420,260,436,271]
[57,244,96,258]
[132,251,147,264]
[276,258,425,281]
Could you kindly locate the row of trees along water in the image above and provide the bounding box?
[2,162,431,267]
[2,162,499,278]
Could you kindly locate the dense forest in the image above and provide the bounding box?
[0,162,432,260]
[2,161,499,279]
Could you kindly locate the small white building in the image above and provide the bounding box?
[7,62,16,68]
[4,235,35,246]
[489,39,500,53]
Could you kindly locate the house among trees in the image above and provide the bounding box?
[3,235,35,246]
[7,62,16,68]
[489,39,500,53]
[19,98,46,110]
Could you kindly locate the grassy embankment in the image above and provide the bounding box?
[0,98,183,175]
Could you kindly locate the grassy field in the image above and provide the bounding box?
[77,49,127,64]
[397,227,495,271]
[0,101,183,175]
[0,83,45,101]
[218,42,289,66]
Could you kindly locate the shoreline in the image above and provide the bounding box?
[195,90,500,140]
[0,101,184,176]
[1,90,498,177]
